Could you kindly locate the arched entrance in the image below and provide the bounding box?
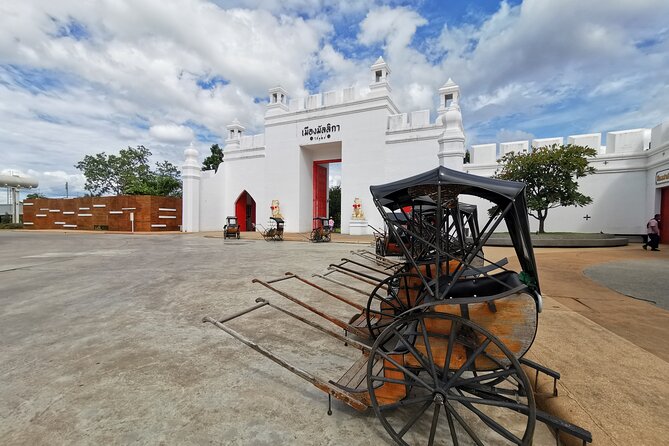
[313,158,341,228]
[235,190,256,231]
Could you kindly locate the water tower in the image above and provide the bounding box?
[0,172,39,223]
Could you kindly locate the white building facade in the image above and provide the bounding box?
[182,58,669,240]
[182,58,465,235]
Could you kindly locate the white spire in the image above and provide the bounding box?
[369,55,391,95]
[437,78,465,170]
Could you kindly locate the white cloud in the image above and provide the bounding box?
[1,0,668,192]
[358,6,427,49]
[149,124,194,143]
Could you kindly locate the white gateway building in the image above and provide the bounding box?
[182,58,669,239]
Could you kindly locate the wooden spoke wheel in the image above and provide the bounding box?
[367,311,536,446]
[366,273,426,340]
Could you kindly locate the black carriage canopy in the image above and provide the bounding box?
[370,166,539,292]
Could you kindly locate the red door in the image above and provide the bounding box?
[661,187,669,244]
[234,191,256,231]
[313,163,328,223]
[235,192,247,231]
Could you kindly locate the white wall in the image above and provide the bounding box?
[223,155,266,227]
[199,169,226,231]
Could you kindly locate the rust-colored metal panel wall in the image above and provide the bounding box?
[22,196,182,231]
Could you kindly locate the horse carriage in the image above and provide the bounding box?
[260,217,284,241]
[310,217,332,243]
[203,167,592,445]
[223,216,241,239]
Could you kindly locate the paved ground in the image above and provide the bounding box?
[482,244,669,446]
[2,231,668,445]
[584,258,669,310]
[0,231,554,445]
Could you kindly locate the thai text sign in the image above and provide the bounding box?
[302,123,341,142]
[657,168,669,185]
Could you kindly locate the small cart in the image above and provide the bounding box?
[309,217,332,243]
[261,217,284,241]
[223,216,240,239]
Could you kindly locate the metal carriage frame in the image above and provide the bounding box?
[223,216,241,239]
[260,217,285,241]
[203,167,593,445]
[309,216,332,243]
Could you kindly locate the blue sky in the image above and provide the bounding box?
[1,0,668,198]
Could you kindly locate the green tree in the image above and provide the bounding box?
[124,160,182,197]
[494,144,597,233]
[75,146,181,197]
[328,185,341,228]
[26,193,47,199]
[202,143,224,172]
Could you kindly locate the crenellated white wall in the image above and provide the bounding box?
[182,56,669,237]
[467,122,669,234]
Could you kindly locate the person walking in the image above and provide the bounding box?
[328,217,335,232]
[643,214,661,251]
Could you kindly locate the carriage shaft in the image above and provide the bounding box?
[339,258,394,277]
[255,298,369,352]
[328,264,385,286]
[285,273,365,311]
[311,273,371,297]
[252,278,369,338]
[350,250,403,269]
[217,301,269,323]
[202,316,368,412]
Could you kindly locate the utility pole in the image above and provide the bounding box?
[65,181,69,198]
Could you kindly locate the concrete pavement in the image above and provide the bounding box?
[484,244,669,445]
[1,231,668,445]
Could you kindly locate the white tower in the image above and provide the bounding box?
[369,56,391,97]
[437,79,465,170]
[225,118,245,150]
[181,144,201,232]
[266,86,289,116]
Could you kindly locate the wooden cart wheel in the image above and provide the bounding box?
[366,273,426,340]
[367,312,536,446]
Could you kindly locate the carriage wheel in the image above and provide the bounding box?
[376,237,386,257]
[367,312,536,445]
[366,273,426,340]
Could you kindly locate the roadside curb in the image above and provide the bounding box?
[486,236,628,247]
